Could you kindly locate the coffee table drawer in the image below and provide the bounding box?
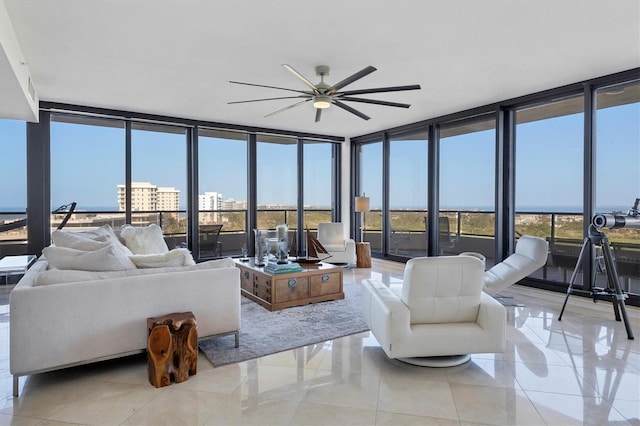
[310,271,341,296]
[274,276,309,303]
[254,275,272,301]
[240,268,254,293]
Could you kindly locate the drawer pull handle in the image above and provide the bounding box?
[244,271,249,279]
[288,278,297,287]
[322,274,330,282]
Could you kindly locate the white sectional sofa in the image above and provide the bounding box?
[9,224,241,396]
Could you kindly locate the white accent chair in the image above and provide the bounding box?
[361,255,506,366]
[481,235,549,295]
[317,222,357,266]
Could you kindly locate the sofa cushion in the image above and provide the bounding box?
[120,224,169,255]
[128,248,195,268]
[34,257,237,285]
[43,244,137,272]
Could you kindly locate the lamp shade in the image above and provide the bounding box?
[355,196,370,213]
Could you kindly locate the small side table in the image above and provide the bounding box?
[147,312,198,388]
[0,255,36,285]
[356,242,372,268]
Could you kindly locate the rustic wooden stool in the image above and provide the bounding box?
[356,242,372,268]
[146,311,198,388]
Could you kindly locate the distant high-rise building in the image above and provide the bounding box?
[198,192,223,211]
[221,198,247,210]
[117,182,180,211]
[199,192,224,221]
[157,187,180,211]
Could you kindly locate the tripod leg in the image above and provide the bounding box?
[601,240,635,340]
[598,246,622,321]
[559,238,589,321]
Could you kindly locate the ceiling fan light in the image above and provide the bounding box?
[313,96,331,109]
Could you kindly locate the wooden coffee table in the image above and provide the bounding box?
[234,258,344,311]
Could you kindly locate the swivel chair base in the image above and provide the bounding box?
[398,354,471,367]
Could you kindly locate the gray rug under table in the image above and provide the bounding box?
[199,282,369,367]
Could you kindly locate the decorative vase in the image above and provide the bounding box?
[275,224,289,264]
[253,229,268,266]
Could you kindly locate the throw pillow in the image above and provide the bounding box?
[128,248,195,268]
[71,224,118,241]
[52,227,134,257]
[43,244,137,271]
[52,230,110,251]
[120,224,169,255]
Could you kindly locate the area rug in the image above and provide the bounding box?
[199,282,369,367]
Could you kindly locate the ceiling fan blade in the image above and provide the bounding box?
[327,66,377,95]
[333,100,370,121]
[264,99,312,118]
[228,95,309,105]
[339,97,411,108]
[229,80,313,95]
[315,108,322,123]
[282,64,319,93]
[340,84,421,96]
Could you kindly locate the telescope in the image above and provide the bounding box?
[592,198,640,230]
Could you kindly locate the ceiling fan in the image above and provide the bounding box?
[228,64,421,122]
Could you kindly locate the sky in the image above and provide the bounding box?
[0,102,638,213]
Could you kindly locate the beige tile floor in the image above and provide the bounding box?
[0,258,638,425]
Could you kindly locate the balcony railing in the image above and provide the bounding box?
[367,209,640,295]
[2,208,638,296]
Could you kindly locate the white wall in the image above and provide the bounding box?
[340,138,352,239]
[0,2,38,122]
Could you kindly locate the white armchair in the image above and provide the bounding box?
[482,235,549,295]
[317,222,356,266]
[361,255,506,366]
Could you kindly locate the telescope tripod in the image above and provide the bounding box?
[558,226,634,340]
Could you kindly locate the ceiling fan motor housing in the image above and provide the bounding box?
[315,65,330,77]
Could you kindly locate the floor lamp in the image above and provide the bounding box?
[355,194,370,243]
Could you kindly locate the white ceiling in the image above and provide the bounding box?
[3,0,640,138]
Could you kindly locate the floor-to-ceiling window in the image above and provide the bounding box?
[303,140,334,231]
[0,119,27,257]
[515,95,585,285]
[355,140,383,253]
[595,80,640,295]
[351,69,638,305]
[198,128,247,258]
[22,105,342,261]
[439,117,496,265]
[131,123,188,248]
[50,114,126,230]
[388,129,428,258]
[256,135,298,230]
